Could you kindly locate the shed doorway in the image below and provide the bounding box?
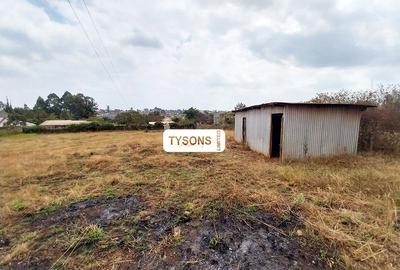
[270,113,283,158]
[242,117,246,143]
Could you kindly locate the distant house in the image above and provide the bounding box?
[40,120,91,129]
[148,117,175,129]
[161,117,174,129]
[25,122,36,127]
[0,110,8,127]
[0,110,35,127]
[97,109,122,120]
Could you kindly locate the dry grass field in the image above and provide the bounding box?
[0,131,399,269]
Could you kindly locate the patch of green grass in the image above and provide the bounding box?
[132,235,147,251]
[209,233,223,248]
[83,224,105,244]
[12,199,26,211]
[67,224,105,252]
[168,167,201,179]
[0,128,22,137]
[23,202,63,224]
[240,206,257,214]
[104,187,116,199]
[320,249,328,261]
[293,193,305,206]
[49,226,65,236]
[41,226,65,241]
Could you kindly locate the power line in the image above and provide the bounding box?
[81,0,118,76]
[65,0,125,104]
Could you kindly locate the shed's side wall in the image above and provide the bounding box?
[282,106,362,159]
[234,107,283,156]
[234,112,244,143]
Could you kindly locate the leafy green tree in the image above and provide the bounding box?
[115,110,147,127]
[183,107,200,122]
[5,99,12,113]
[234,102,246,110]
[147,111,163,122]
[61,92,97,119]
[46,93,62,116]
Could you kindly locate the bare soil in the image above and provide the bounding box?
[3,195,337,269]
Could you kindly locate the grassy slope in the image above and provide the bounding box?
[0,131,399,269]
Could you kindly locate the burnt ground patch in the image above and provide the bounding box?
[129,210,338,270]
[2,198,339,269]
[26,196,145,229]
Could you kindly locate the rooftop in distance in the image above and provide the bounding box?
[40,120,91,126]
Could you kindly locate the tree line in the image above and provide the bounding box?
[2,92,232,128]
[4,92,98,125]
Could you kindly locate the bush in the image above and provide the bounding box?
[22,126,45,133]
[0,127,22,137]
[170,122,196,129]
[12,199,25,211]
[374,132,400,153]
[23,122,122,133]
[22,122,166,133]
[147,122,164,130]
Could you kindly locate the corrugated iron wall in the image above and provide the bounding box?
[234,105,363,159]
[234,106,283,156]
[234,111,244,143]
[282,105,362,159]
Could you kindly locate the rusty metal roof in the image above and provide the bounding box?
[232,102,376,112]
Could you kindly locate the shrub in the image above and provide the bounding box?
[12,199,25,211]
[147,122,164,130]
[170,122,196,129]
[374,132,400,153]
[84,224,104,244]
[23,122,128,133]
[22,126,44,133]
[293,193,305,206]
[0,127,22,137]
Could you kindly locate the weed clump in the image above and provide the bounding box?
[12,199,25,211]
[84,224,104,244]
[292,193,305,207]
[209,233,227,252]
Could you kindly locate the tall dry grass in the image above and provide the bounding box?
[0,131,399,269]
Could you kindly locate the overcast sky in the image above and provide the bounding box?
[1,0,400,110]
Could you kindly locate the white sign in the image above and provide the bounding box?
[163,129,225,152]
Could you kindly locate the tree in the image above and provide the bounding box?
[147,111,163,122]
[5,99,12,113]
[183,107,200,122]
[34,96,47,112]
[234,102,246,110]
[2,91,99,125]
[46,93,62,116]
[61,91,98,119]
[115,110,147,127]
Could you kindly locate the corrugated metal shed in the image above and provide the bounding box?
[234,102,375,160]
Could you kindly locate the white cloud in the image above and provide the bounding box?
[1,0,400,110]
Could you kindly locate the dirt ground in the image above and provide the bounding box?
[0,131,399,269]
[3,195,333,269]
